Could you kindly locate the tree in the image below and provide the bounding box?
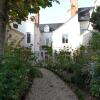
[90,6,100,31]
[0,0,59,57]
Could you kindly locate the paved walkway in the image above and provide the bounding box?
[25,68,78,100]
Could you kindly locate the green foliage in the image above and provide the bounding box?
[39,32,100,98]
[5,0,60,23]
[90,6,100,31]
[0,46,41,100]
[89,32,100,51]
[88,32,100,97]
[54,49,72,69]
[73,46,89,64]
[75,89,84,100]
[42,45,52,56]
[90,76,100,97]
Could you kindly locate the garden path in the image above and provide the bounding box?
[25,68,78,100]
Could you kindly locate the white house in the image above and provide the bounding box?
[10,13,40,53]
[39,0,94,54]
[37,7,93,60]
[9,0,95,60]
[52,14,80,52]
[38,23,63,59]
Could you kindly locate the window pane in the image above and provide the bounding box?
[41,52,43,57]
[46,38,49,45]
[66,38,68,43]
[62,34,68,43]
[27,32,31,43]
[62,37,65,43]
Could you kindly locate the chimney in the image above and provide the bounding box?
[30,12,40,26]
[70,0,78,16]
[34,12,39,26]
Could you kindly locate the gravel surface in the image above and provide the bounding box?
[25,68,78,100]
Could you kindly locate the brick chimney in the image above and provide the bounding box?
[70,0,78,16]
[30,12,39,26]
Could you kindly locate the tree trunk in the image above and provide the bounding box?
[0,0,6,57]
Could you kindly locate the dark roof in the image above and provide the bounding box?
[78,7,94,21]
[39,23,63,33]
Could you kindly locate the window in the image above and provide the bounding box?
[41,52,43,57]
[13,23,18,29]
[80,29,87,34]
[62,34,68,43]
[46,38,49,45]
[44,25,50,32]
[27,32,31,43]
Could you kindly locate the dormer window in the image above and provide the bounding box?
[44,25,50,32]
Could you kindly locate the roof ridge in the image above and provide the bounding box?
[40,23,64,25]
[78,6,94,9]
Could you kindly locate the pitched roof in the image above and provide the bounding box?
[39,23,63,33]
[78,7,94,21]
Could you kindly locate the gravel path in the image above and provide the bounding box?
[25,68,78,100]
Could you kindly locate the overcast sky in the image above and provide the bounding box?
[40,0,94,24]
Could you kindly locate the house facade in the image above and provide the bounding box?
[51,2,93,52]
[52,14,80,52]
[10,13,40,53]
[38,6,93,58]
[8,0,95,60]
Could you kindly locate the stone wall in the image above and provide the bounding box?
[7,29,25,47]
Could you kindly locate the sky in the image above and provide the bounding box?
[40,0,94,24]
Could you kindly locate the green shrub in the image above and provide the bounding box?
[75,89,84,100]
[28,67,43,79]
[0,46,39,100]
[90,77,100,97]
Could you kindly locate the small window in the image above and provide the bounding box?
[13,23,18,29]
[80,29,87,34]
[41,52,43,57]
[27,32,31,43]
[46,38,49,45]
[62,34,68,43]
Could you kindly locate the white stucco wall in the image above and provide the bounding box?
[80,8,93,46]
[80,30,92,46]
[10,14,40,52]
[80,21,89,34]
[34,25,40,52]
[80,21,89,29]
[52,14,81,52]
[12,20,35,51]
